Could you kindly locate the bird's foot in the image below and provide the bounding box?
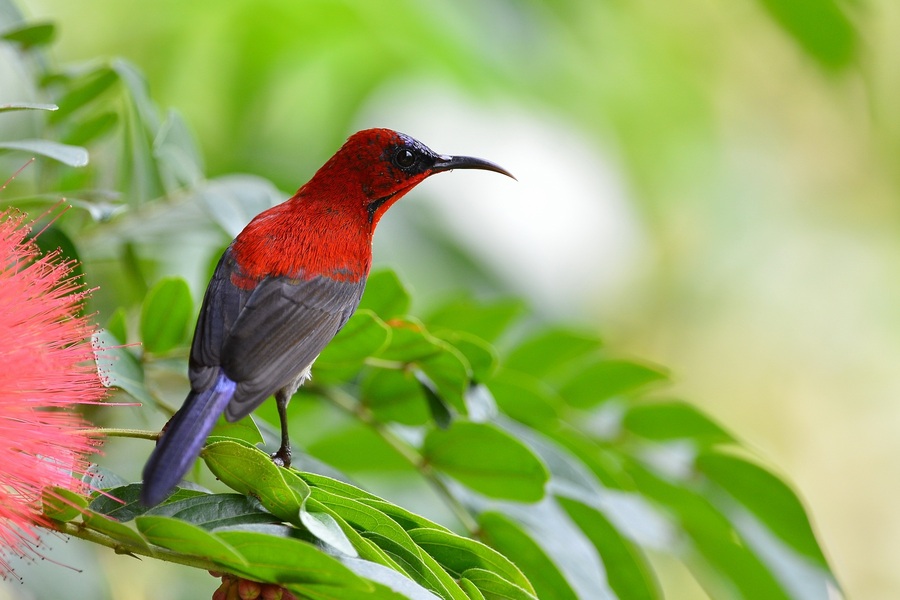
[271,447,292,469]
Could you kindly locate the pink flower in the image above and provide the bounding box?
[0,209,104,576]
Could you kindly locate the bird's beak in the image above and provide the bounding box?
[432,155,516,180]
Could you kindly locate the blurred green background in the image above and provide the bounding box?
[2,0,897,597]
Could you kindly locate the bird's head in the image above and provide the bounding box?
[304,128,514,225]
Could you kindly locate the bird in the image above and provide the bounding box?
[140,128,514,506]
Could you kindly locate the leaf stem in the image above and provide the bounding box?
[51,520,218,572]
[362,357,406,370]
[84,427,159,440]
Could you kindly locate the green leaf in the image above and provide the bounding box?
[113,58,160,131]
[505,329,602,379]
[756,0,857,69]
[477,512,577,600]
[92,329,155,405]
[362,368,431,426]
[377,317,439,362]
[300,503,358,557]
[146,493,280,530]
[363,530,452,598]
[339,557,442,600]
[624,400,733,445]
[154,108,204,192]
[557,497,660,600]
[410,528,535,595]
[0,139,89,167]
[487,369,562,430]
[113,58,165,204]
[280,468,313,501]
[459,568,537,600]
[83,511,151,551]
[427,297,526,343]
[358,269,411,319]
[90,483,204,522]
[308,489,465,597]
[81,464,129,491]
[309,488,419,556]
[416,370,453,429]
[209,413,265,446]
[298,472,383,504]
[62,111,118,146]
[0,102,58,112]
[307,422,413,473]
[140,276,193,353]
[51,67,118,121]
[422,422,548,502]
[357,498,451,534]
[315,309,391,383]
[136,515,248,565]
[214,530,371,589]
[435,331,498,382]
[0,21,55,48]
[417,341,470,416]
[304,497,409,574]
[459,578,487,600]
[105,307,128,345]
[697,452,829,569]
[303,488,463,596]
[285,581,405,600]
[42,487,88,522]
[202,441,303,522]
[31,224,83,284]
[543,423,632,489]
[630,462,790,599]
[559,359,668,408]
[377,317,470,415]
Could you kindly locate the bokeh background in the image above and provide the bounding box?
[3,0,898,597]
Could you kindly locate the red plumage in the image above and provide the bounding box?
[141,128,513,506]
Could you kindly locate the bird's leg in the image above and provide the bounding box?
[271,389,292,468]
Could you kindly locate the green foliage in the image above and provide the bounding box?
[140,276,193,353]
[422,422,548,502]
[0,5,842,599]
[754,0,857,69]
[73,266,840,599]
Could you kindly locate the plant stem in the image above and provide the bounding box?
[363,357,406,370]
[51,520,217,572]
[311,384,480,534]
[85,427,159,440]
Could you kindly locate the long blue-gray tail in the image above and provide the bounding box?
[141,372,237,506]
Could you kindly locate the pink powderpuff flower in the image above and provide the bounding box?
[0,208,104,577]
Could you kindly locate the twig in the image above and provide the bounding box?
[84,427,159,440]
[51,521,218,572]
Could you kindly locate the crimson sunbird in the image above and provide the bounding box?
[141,128,514,506]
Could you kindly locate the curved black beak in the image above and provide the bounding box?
[432,154,516,180]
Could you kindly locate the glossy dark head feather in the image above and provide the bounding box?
[305,128,514,223]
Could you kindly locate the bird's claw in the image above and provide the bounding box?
[271,448,292,468]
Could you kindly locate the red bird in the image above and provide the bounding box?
[141,128,513,506]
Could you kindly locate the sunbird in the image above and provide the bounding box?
[141,128,513,506]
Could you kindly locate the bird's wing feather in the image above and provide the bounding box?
[189,248,365,421]
[188,249,254,391]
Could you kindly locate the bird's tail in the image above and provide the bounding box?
[141,372,237,506]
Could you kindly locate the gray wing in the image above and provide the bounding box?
[189,248,366,421]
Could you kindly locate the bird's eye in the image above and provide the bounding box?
[394,147,416,169]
